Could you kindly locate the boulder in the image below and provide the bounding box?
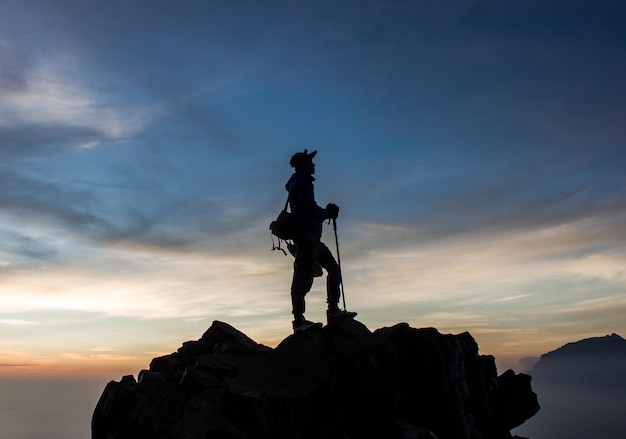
[92,319,539,439]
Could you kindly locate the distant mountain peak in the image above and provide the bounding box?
[519,332,626,438]
[532,333,626,390]
[540,333,626,361]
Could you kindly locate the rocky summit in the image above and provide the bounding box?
[92,318,539,439]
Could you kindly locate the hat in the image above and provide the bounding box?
[289,149,317,168]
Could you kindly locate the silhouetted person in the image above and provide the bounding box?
[286,149,356,332]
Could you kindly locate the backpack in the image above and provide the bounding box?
[269,194,297,254]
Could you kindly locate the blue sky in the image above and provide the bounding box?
[1,0,625,382]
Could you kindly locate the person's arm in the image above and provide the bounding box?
[299,180,328,220]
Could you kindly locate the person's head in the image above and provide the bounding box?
[290,149,317,174]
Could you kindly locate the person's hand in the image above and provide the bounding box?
[326,203,339,219]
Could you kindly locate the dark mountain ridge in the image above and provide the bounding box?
[536,333,626,360]
[514,333,626,439]
[92,318,538,439]
[531,333,626,389]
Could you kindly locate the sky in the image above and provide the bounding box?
[1,0,625,385]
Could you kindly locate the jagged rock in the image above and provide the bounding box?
[92,319,539,439]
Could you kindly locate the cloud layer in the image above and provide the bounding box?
[1,0,625,375]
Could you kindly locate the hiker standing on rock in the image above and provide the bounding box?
[286,149,356,333]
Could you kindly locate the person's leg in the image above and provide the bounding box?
[318,241,357,321]
[290,234,320,324]
[317,242,341,310]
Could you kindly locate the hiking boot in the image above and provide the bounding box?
[326,308,357,322]
[293,319,322,333]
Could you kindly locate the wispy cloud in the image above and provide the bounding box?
[0,319,40,326]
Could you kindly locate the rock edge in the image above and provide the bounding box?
[92,318,539,439]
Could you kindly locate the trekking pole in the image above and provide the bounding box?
[332,218,348,312]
